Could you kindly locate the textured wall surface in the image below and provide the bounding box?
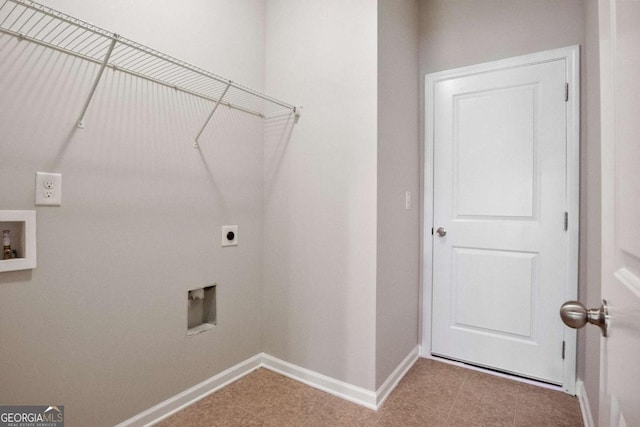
[263,0,378,391]
[0,1,266,425]
[376,0,420,388]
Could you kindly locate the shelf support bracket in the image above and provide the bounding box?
[194,82,232,148]
[77,34,119,129]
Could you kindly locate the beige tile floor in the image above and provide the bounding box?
[157,358,583,426]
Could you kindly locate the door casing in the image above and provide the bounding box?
[420,45,580,394]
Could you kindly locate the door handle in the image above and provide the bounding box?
[436,227,447,237]
[560,300,608,337]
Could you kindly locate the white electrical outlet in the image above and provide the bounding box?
[35,172,62,206]
[221,225,238,247]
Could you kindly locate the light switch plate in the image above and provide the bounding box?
[35,172,62,206]
[221,225,238,247]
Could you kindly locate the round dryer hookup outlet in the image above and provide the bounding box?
[221,225,238,247]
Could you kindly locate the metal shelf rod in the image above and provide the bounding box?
[110,37,295,111]
[18,9,46,34]
[0,0,299,127]
[194,82,231,148]
[76,35,118,128]
[0,26,263,118]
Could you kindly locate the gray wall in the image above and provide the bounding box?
[418,0,600,416]
[0,1,602,424]
[263,0,379,390]
[418,0,585,74]
[376,0,421,388]
[262,0,423,392]
[580,0,602,421]
[0,1,266,425]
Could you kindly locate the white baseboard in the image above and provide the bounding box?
[576,379,595,427]
[117,349,419,426]
[262,347,418,410]
[261,353,377,409]
[114,354,262,427]
[375,346,419,407]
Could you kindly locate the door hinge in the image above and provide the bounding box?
[564,212,568,231]
[565,83,569,102]
[562,341,566,359]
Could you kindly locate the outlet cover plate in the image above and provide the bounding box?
[35,172,62,206]
[221,225,238,247]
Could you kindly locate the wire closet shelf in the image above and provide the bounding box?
[0,0,299,144]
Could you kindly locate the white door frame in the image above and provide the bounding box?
[421,45,580,394]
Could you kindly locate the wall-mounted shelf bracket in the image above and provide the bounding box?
[194,82,232,149]
[77,35,118,129]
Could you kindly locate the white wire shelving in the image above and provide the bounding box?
[0,0,300,146]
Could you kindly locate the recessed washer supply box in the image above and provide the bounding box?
[0,210,37,273]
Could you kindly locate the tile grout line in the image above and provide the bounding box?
[262,372,305,426]
[223,370,275,425]
[512,384,523,426]
[157,370,265,426]
[298,394,339,427]
[443,370,470,425]
[226,369,296,426]
[158,362,582,426]
[281,372,339,427]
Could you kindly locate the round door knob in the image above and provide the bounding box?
[559,301,588,328]
[559,300,608,337]
[436,227,447,237]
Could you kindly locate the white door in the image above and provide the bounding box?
[598,0,640,425]
[426,48,579,386]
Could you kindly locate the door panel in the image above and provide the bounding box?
[599,0,640,425]
[456,85,536,218]
[452,248,536,338]
[431,58,569,384]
